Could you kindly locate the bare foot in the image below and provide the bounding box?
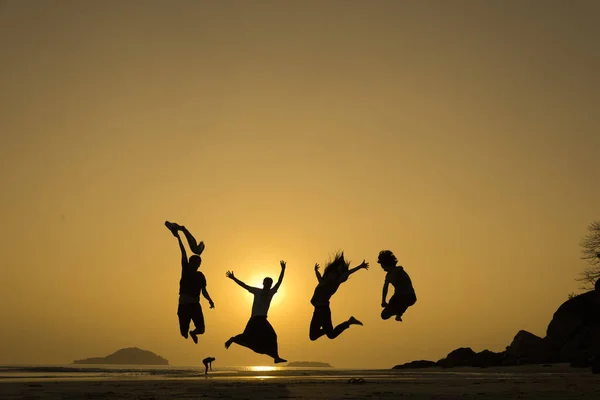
[165,221,179,237]
[225,338,234,349]
[274,357,287,364]
[190,331,198,344]
[395,315,403,322]
[348,316,363,326]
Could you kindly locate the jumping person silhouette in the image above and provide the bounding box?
[309,252,368,341]
[378,250,416,321]
[224,261,287,363]
[165,221,214,343]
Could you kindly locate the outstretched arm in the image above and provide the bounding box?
[382,280,390,307]
[202,287,215,309]
[272,260,286,292]
[177,233,188,269]
[340,260,369,281]
[226,271,253,292]
[314,264,322,283]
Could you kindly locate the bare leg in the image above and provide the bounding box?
[179,225,205,255]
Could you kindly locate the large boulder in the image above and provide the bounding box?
[592,355,600,374]
[505,330,552,364]
[471,349,505,368]
[392,360,437,369]
[437,347,476,368]
[545,287,600,363]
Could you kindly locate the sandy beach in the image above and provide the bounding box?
[1,365,599,399]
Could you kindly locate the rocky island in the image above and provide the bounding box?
[73,347,169,365]
[286,361,332,367]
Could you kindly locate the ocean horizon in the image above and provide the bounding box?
[0,364,391,382]
[0,363,577,383]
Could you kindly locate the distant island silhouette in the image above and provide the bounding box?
[286,361,332,368]
[73,347,168,365]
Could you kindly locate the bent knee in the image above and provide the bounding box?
[381,311,392,320]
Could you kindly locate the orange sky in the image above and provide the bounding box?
[0,1,599,369]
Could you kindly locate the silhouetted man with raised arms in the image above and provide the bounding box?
[165,221,214,343]
[309,252,368,341]
[224,261,287,364]
[378,250,416,322]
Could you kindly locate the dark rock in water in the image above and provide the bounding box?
[392,360,437,369]
[505,330,552,364]
[286,361,332,367]
[437,347,477,368]
[546,287,600,363]
[471,350,504,368]
[73,347,168,365]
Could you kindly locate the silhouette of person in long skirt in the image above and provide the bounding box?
[165,221,214,343]
[224,261,287,363]
[309,252,368,341]
[378,250,416,321]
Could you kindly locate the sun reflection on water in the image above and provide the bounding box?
[249,365,278,372]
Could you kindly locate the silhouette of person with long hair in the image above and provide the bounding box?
[202,357,215,375]
[165,221,214,343]
[224,261,287,363]
[309,252,368,341]
[378,250,416,321]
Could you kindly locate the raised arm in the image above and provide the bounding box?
[340,260,369,281]
[202,287,215,309]
[272,260,286,292]
[225,271,253,292]
[177,233,188,269]
[314,264,323,283]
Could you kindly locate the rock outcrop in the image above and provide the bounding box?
[392,279,600,373]
[546,290,600,363]
[392,360,437,369]
[504,330,552,364]
[73,347,168,365]
[286,361,332,367]
[437,347,477,368]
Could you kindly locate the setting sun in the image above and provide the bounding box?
[250,274,285,307]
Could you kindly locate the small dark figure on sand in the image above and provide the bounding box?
[378,250,416,322]
[309,252,367,341]
[202,357,215,375]
[224,261,287,364]
[165,221,214,343]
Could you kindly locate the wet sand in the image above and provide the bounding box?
[1,365,598,399]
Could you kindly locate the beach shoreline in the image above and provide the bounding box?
[1,364,598,399]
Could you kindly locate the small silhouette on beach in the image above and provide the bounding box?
[202,357,215,375]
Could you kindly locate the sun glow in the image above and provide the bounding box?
[249,365,278,372]
[249,275,285,306]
